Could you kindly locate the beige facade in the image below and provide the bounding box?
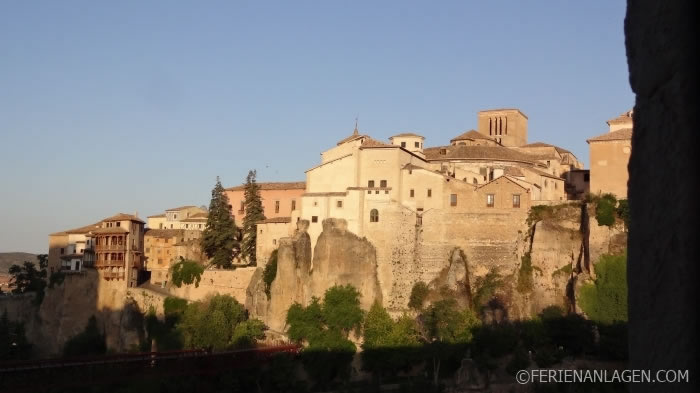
[587,110,633,198]
[256,218,295,267]
[92,214,146,287]
[225,182,305,223]
[147,206,207,230]
[144,228,204,286]
[477,109,528,147]
[48,222,101,273]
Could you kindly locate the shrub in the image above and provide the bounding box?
[262,249,278,299]
[408,281,429,310]
[516,253,534,293]
[594,193,617,227]
[170,257,205,288]
[616,199,629,228]
[506,345,531,375]
[578,253,628,324]
[472,271,504,310]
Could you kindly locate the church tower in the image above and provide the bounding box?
[476,109,528,147]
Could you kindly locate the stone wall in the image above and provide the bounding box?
[166,268,256,305]
[625,1,697,391]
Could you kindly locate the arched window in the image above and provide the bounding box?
[370,209,379,223]
[473,178,478,184]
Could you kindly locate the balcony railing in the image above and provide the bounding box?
[95,244,128,251]
[94,261,125,268]
[102,272,125,280]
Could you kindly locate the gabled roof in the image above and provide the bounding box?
[181,212,208,222]
[606,109,634,124]
[165,205,196,212]
[50,221,103,236]
[450,130,495,142]
[476,175,529,191]
[225,182,306,191]
[503,166,525,177]
[144,228,184,238]
[424,145,538,164]
[147,213,166,218]
[586,128,633,142]
[389,132,424,139]
[102,213,145,224]
[520,142,574,156]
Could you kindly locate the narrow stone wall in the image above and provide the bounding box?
[166,268,257,304]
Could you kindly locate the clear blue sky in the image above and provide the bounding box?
[0,1,633,253]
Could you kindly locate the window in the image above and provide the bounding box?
[440,148,447,155]
[414,141,420,148]
[368,180,375,188]
[273,239,277,245]
[555,182,558,190]
[401,142,406,148]
[174,214,177,219]
[450,194,457,206]
[337,200,343,208]
[544,179,548,187]
[487,194,495,207]
[473,178,478,185]
[275,201,280,213]
[410,189,415,197]
[239,201,244,213]
[427,189,432,197]
[116,222,121,227]
[584,173,590,182]
[60,248,64,255]
[313,201,318,206]
[380,180,387,188]
[312,216,318,223]
[513,194,521,208]
[370,209,379,222]
[185,224,189,228]
[546,160,551,167]
[291,200,296,211]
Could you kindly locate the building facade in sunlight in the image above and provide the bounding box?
[587,110,633,198]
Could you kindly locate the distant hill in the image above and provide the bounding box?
[0,252,38,273]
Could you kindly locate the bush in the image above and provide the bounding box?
[170,257,205,288]
[578,253,628,324]
[63,316,106,357]
[595,193,617,227]
[262,249,278,299]
[616,199,629,228]
[408,281,429,310]
[472,271,504,310]
[597,322,628,360]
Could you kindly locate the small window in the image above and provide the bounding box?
[440,148,447,155]
[584,173,590,182]
[414,141,420,148]
[260,229,263,234]
[450,194,457,206]
[380,180,387,188]
[337,200,343,208]
[116,222,121,227]
[60,248,65,254]
[174,214,177,219]
[555,182,558,190]
[513,194,521,208]
[546,160,551,167]
[427,189,432,197]
[313,201,318,207]
[312,216,318,223]
[487,194,495,207]
[473,178,478,184]
[239,201,244,212]
[410,189,415,198]
[368,180,375,188]
[291,200,296,211]
[544,179,548,187]
[273,239,277,245]
[401,142,406,148]
[370,209,379,222]
[275,201,280,213]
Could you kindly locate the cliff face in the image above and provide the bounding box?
[248,219,382,332]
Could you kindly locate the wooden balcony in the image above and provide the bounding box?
[95,244,128,252]
[94,261,125,268]
[102,272,125,280]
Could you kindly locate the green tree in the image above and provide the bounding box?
[285,285,364,390]
[595,193,618,227]
[418,298,480,387]
[169,257,205,288]
[241,170,266,266]
[616,199,629,229]
[176,294,263,351]
[201,177,239,268]
[408,281,429,310]
[579,253,628,324]
[362,302,421,383]
[516,253,534,293]
[262,249,278,299]
[63,315,107,357]
[9,254,48,305]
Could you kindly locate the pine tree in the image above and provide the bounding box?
[241,170,266,265]
[201,177,239,268]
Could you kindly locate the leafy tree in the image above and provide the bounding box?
[616,199,629,229]
[201,177,239,268]
[472,270,504,311]
[285,285,364,390]
[176,294,263,351]
[241,170,266,266]
[418,298,480,387]
[595,193,617,227]
[9,254,48,305]
[262,249,278,299]
[169,257,205,288]
[0,310,32,360]
[63,315,107,357]
[362,302,421,383]
[579,253,628,324]
[408,281,429,310]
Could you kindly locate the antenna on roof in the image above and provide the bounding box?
[353,116,359,135]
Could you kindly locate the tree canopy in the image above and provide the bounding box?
[201,177,239,268]
[169,257,205,288]
[9,254,48,305]
[578,252,628,324]
[241,170,266,266]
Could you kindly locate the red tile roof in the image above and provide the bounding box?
[587,128,633,142]
[225,182,306,191]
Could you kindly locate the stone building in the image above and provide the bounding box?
[48,221,102,273]
[587,110,633,197]
[144,228,205,286]
[92,213,146,287]
[224,181,306,223]
[146,205,207,230]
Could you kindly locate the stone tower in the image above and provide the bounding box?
[476,109,528,147]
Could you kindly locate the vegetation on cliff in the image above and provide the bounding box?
[262,249,278,299]
[63,315,107,357]
[8,254,48,305]
[241,170,266,266]
[169,257,205,288]
[201,176,239,268]
[578,252,628,324]
[408,281,429,310]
